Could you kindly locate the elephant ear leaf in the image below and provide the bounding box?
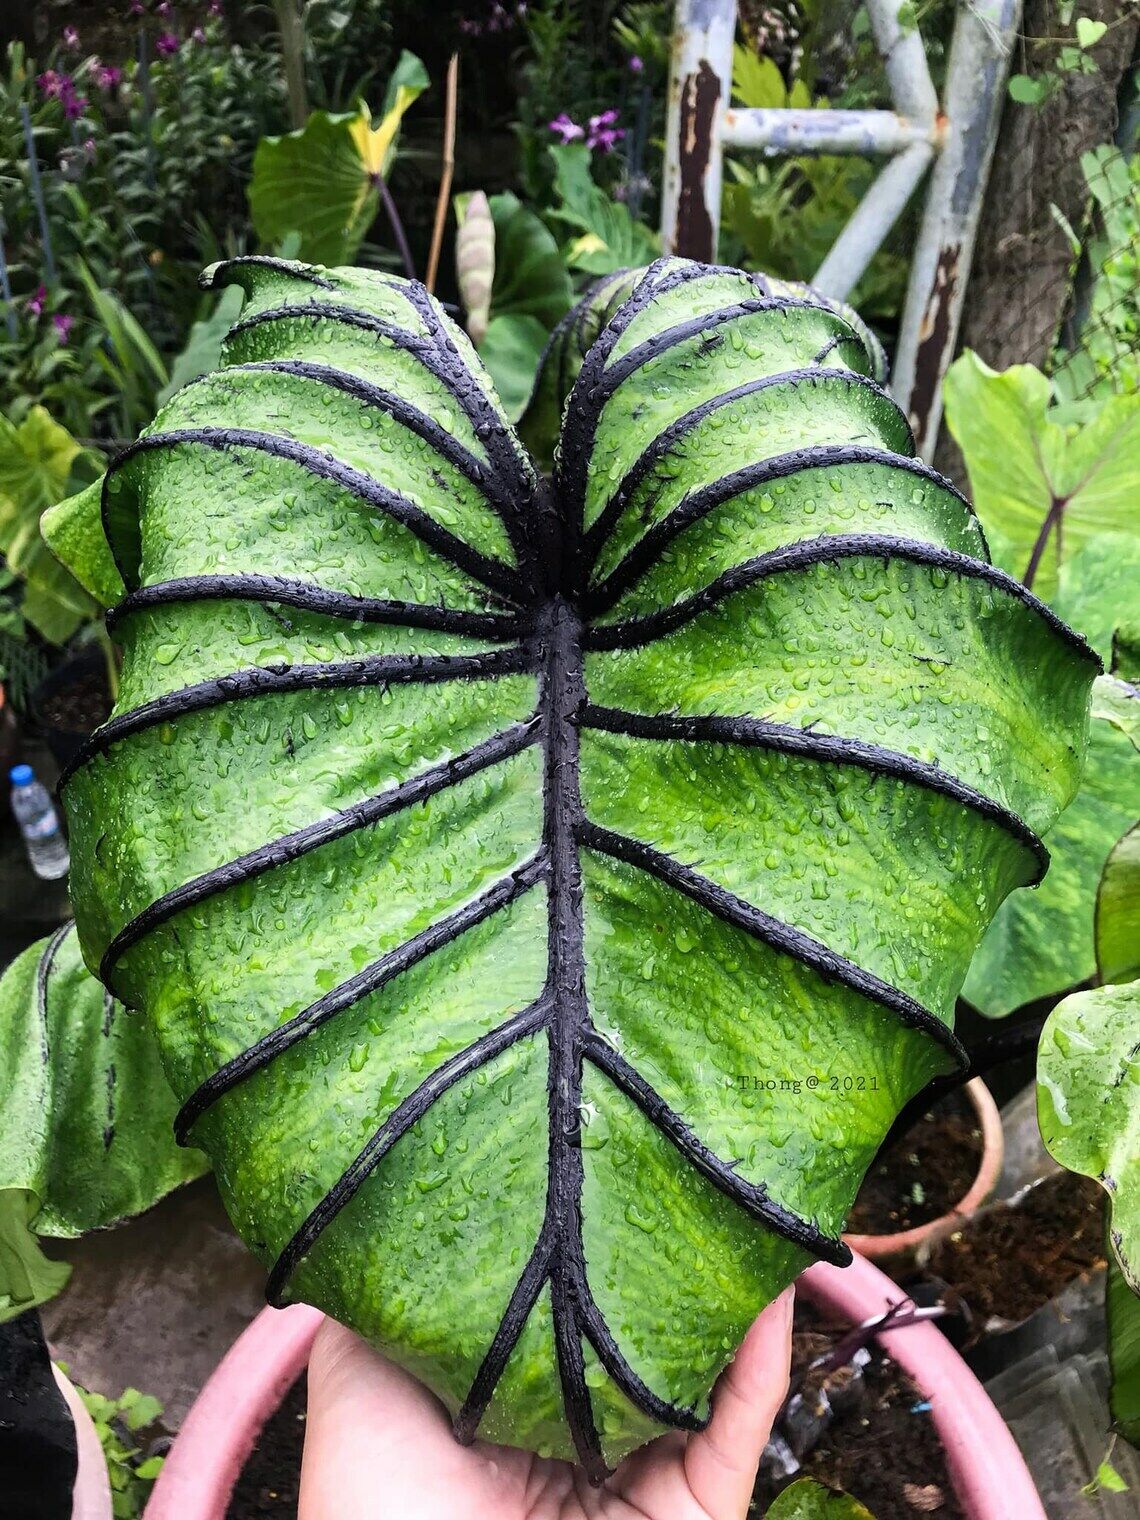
[519,267,886,473]
[62,255,1098,1477]
[0,926,206,1321]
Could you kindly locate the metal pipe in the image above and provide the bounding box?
[660,0,736,260]
[893,0,1023,458]
[0,221,16,340]
[19,103,56,285]
[865,0,939,126]
[721,106,937,156]
[812,140,935,299]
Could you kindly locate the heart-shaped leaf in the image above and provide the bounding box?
[1038,980,1139,1291]
[249,52,427,266]
[943,352,1140,599]
[962,685,1140,1017]
[59,256,1097,1472]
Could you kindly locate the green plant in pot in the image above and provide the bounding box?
[41,255,1097,1475]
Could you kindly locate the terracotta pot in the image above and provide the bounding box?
[844,1076,1004,1263]
[145,1248,1041,1520]
[53,1365,113,1520]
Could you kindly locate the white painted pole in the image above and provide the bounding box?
[661,0,736,260]
[893,0,1023,457]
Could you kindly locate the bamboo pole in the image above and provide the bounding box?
[425,53,459,294]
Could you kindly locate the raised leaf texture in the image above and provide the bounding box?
[61,256,1097,1472]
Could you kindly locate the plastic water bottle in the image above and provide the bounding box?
[9,764,70,880]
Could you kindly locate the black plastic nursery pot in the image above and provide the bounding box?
[915,1170,1108,1380]
[29,647,113,773]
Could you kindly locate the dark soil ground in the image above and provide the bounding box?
[35,664,111,733]
[752,1303,965,1519]
[921,1170,1106,1324]
[226,1375,306,1519]
[846,1089,982,1236]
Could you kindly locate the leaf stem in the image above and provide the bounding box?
[1023,492,1068,589]
[377,176,416,281]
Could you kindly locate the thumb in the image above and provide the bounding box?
[682,1287,795,1520]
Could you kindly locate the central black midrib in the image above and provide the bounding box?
[537,592,602,1473]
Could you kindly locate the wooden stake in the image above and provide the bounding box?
[425,53,459,294]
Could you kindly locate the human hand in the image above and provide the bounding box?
[299,1287,793,1520]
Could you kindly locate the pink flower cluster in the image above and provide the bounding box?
[36,70,88,120]
[24,286,74,344]
[459,3,526,36]
[547,109,625,153]
[92,60,124,89]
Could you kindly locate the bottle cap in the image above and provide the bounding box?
[9,764,34,786]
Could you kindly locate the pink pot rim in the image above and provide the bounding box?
[145,1248,1040,1520]
[142,1302,322,1520]
[53,1365,113,1520]
[800,1252,1044,1520]
[844,1076,1005,1260]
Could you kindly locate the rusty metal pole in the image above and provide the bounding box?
[661,0,736,261]
[893,0,1023,458]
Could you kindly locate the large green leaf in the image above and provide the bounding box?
[478,313,552,424]
[518,268,886,475]
[0,406,100,644]
[943,352,1140,600]
[1052,532,1140,666]
[0,927,207,1321]
[58,256,1096,1474]
[1038,981,1139,1291]
[963,691,1140,1017]
[485,192,574,332]
[249,52,427,265]
[41,477,125,609]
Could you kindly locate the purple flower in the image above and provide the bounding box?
[92,61,123,89]
[155,30,181,55]
[208,0,223,14]
[628,54,644,73]
[548,112,584,144]
[63,26,80,48]
[52,313,74,343]
[129,1,146,14]
[587,109,624,153]
[37,69,65,98]
[26,285,47,320]
[62,86,88,120]
[156,0,171,13]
